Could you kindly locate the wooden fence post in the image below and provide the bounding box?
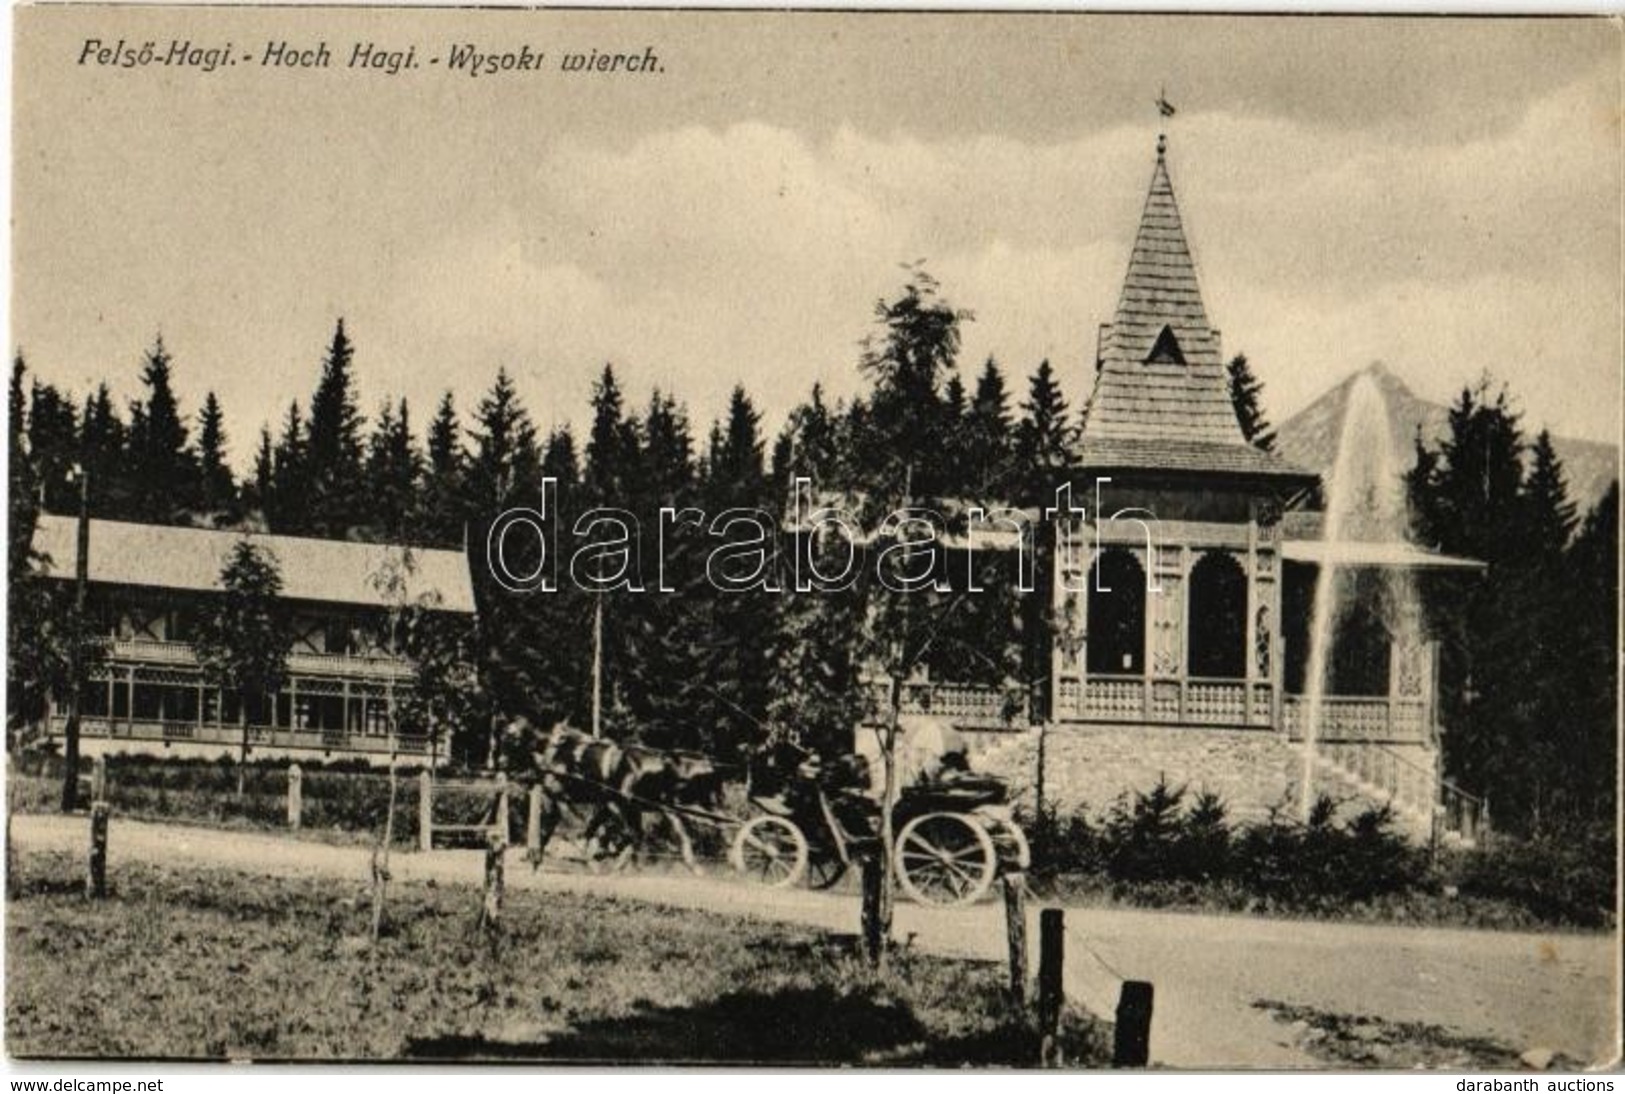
[86,802,109,899]
[480,831,506,952]
[1113,981,1155,1068]
[526,785,542,861]
[495,773,510,840]
[418,770,433,852]
[860,851,885,968]
[90,755,107,804]
[1003,873,1028,1006]
[287,764,303,830]
[1037,907,1064,1066]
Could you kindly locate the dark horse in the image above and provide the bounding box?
[507,717,723,873]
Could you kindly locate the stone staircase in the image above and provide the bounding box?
[1306,739,1487,846]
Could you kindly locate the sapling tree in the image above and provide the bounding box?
[193,540,291,799]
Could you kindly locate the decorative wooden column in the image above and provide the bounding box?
[1051,520,1086,720]
[1245,522,1259,725]
[1147,544,1185,722]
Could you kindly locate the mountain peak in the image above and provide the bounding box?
[1277,365,1619,513]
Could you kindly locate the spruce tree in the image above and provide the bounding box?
[81,385,132,520]
[269,400,309,535]
[8,358,37,573]
[620,390,707,748]
[246,426,275,529]
[195,392,237,522]
[467,368,543,512]
[305,320,367,538]
[707,386,768,509]
[1013,359,1074,504]
[1522,430,1578,563]
[542,426,581,489]
[463,369,556,759]
[698,385,775,759]
[127,336,197,523]
[27,379,80,515]
[584,364,642,507]
[769,383,839,503]
[418,391,467,548]
[6,356,67,737]
[1553,482,1620,830]
[965,357,1013,498]
[1405,377,1551,834]
[1225,354,1277,452]
[365,398,423,542]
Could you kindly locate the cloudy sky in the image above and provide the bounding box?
[12,11,1622,470]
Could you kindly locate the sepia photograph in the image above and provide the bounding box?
[4,6,1621,1073]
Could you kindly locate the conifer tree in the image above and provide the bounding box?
[269,400,309,535]
[9,358,37,572]
[81,385,132,520]
[195,392,237,522]
[1552,482,1620,829]
[467,368,544,512]
[418,391,467,548]
[619,390,708,748]
[1405,377,1564,834]
[543,426,581,490]
[1522,430,1578,563]
[770,383,839,503]
[697,385,775,759]
[965,357,1014,498]
[27,379,80,515]
[463,369,554,758]
[365,398,423,542]
[245,426,275,528]
[6,357,65,737]
[127,336,197,523]
[1013,359,1073,504]
[305,320,366,537]
[584,364,642,507]
[1225,353,1277,452]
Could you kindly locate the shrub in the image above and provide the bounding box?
[1231,797,1426,911]
[1019,801,1102,878]
[1450,823,1617,928]
[1102,777,1188,884]
[1178,791,1231,882]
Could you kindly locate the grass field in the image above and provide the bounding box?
[5,850,1109,1065]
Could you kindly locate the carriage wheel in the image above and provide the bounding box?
[730,816,808,889]
[982,814,1032,873]
[894,812,997,906]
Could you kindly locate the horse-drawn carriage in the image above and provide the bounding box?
[730,741,1030,905]
[509,718,1029,907]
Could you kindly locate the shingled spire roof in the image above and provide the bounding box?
[1080,137,1312,481]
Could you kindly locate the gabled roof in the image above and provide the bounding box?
[31,515,476,614]
[1080,137,1313,482]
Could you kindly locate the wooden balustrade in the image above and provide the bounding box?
[47,714,430,760]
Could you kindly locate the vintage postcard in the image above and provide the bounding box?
[5,6,1621,1073]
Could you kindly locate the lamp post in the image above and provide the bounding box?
[59,462,90,813]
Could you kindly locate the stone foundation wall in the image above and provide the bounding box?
[964,721,1437,840]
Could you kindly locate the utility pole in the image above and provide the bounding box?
[60,463,90,813]
[590,596,604,738]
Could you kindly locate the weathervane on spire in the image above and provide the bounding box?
[1155,86,1176,155]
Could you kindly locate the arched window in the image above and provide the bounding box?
[1187,552,1248,679]
[1087,549,1146,675]
[1329,570,1391,697]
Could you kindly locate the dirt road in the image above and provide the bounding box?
[9,814,1618,1069]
